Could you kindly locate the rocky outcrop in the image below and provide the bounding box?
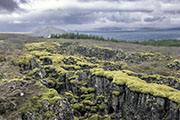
[89,76,180,120]
[48,70,180,120]
[74,45,125,61]
[60,43,169,64]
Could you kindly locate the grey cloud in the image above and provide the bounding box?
[20,9,98,25]
[21,9,140,26]
[0,0,28,12]
[164,10,180,14]
[144,16,167,22]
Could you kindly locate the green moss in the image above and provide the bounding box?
[80,87,95,94]
[95,95,105,100]
[40,89,63,104]
[46,79,56,87]
[98,103,105,110]
[141,74,161,80]
[65,91,79,99]
[70,80,77,84]
[153,102,158,106]
[72,103,84,110]
[29,50,51,57]
[68,75,79,80]
[167,59,180,69]
[80,93,95,100]
[146,99,153,104]
[43,111,53,118]
[35,80,45,88]
[62,64,81,70]
[90,68,109,78]
[99,60,127,70]
[85,106,91,110]
[112,91,120,96]
[44,65,67,76]
[103,115,111,120]
[77,61,99,68]
[17,118,23,120]
[123,69,180,83]
[82,100,95,106]
[40,54,64,65]
[137,52,155,57]
[13,54,34,65]
[94,45,113,51]
[36,115,43,120]
[0,40,4,43]
[122,70,139,76]
[77,80,87,86]
[89,114,99,120]
[168,59,180,65]
[70,99,78,104]
[2,76,26,82]
[20,88,62,113]
[91,106,97,112]
[74,116,79,120]
[25,42,61,51]
[27,68,40,76]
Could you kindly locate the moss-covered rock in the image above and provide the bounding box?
[91,68,180,104]
[167,59,180,70]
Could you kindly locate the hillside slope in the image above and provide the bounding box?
[31,26,67,37]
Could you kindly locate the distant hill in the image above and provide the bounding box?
[96,27,180,31]
[31,26,67,37]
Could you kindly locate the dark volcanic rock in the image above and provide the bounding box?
[74,45,125,61]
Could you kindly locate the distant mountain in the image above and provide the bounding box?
[96,27,180,31]
[31,26,67,37]
[168,27,180,30]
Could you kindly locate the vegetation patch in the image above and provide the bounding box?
[25,42,61,51]
[19,88,63,118]
[112,91,120,96]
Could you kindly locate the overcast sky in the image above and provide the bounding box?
[0,0,180,32]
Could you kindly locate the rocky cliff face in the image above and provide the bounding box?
[0,40,180,120]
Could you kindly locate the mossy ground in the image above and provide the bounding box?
[1,34,180,119]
